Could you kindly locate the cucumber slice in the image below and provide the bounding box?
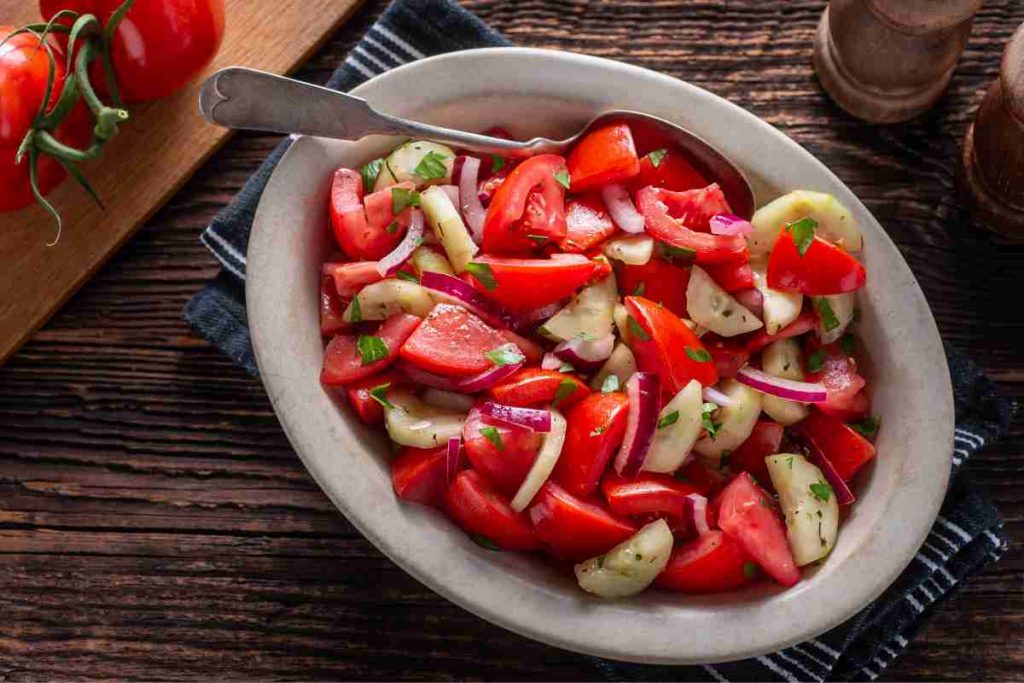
[343,280,435,321]
[642,380,703,473]
[384,389,467,449]
[694,379,762,462]
[814,292,855,344]
[374,140,456,191]
[574,519,673,598]
[603,235,654,265]
[420,185,478,273]
[748,190,862,257]
[686,266,763,337]
[766,453,839,566]
[590,343,637,391]
[410,245,455,277]
[760,338,810,426]
[542,271,617,342]
[751,260,802,335]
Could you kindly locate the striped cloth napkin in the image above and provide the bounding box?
[183,1,1013,679]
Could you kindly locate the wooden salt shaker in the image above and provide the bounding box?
[813,0,982,123]
[961,22,1024,238]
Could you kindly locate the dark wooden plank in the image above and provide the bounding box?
[0,0,1021,680]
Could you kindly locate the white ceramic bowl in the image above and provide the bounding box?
[246,48,952,664]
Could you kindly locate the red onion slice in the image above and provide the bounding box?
[456,360,524,393]
[736,366,827,403]
[541,352,563,371]
[553,333,615,371]
[480,401,552,432]
[376,209,425,276]
[509,300,567,331]
[439,184,460,210]
[397,361,461,391]
[457,155,487,243]
[446,436,462,484]
[733,288,764,320]
[800,437,856,505]
[613,372,660,477]
[419,271,511,328]
[601,183,645,233]
[701,385,735,408]
[709,213,753,236]
[685,493,712,536]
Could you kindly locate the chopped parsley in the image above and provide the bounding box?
[786,216,817,256]
[553,169,571,190]
[349,295,362,323]
[807,349,826,373]
[686,347,712,363]
[658,411,680,429]
[525,234,549,245]
[559,361,575,373]
[816,297,840,332]
[590,424,609,437]
[632,282,646,296]
[490,154,505,173]
[391,187,421,214]
[368,383,394,410]
[480,426,504,450]
[465,261,497,290]
[626,316,651,341]
[470,534,501,551]
[395,270,419,283]
[743,561,758,580]
[809,480,832,503]
[356,335,389,366]
[850,415,880,438]
[552,378,578,407]
[601,374,620,393]
[701,402,720,439]
[413,150,449,180]
[840,333,856,355]
[485,343,525,367]
[660,244,697,263]
[386,220,400,234]
[360,157,384,189]
[647,148,668,168]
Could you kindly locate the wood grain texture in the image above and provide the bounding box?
[0,0,362,366]
[0,0,1022,680]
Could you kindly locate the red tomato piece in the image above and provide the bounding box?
[482,155,568,253]
[560,194,618,253]
[320,314,421,386]
[680,460,728,497]
[795,409,877,482]
[818,389,871,422]
[320,274,347,336]
[624,296,718,395]
[489,369,591,410]
[601,472,702,519]
[701,335,751,379]
[716,473,800,587]
[637,185,747,264]
[804,340,868,417]
[616,257,691,318]
[399,303,510,378]
[528,482,636,560]
[626,148,708,194]
[322,260,383,298]
[467,255,611,311]
[767,231,867,295]
[704,260,754,292]
[551,392,630,497]
[344,370,408,425]
[392,445,449,507]
[363,181,413,242]
[745,310,817,353]
[654,530,757,593]
[566,121,641,192]
[463,404,544,496]
[330,169,403,260]
[728,419,784,483]
[445,470,540,551]
[500,329,544,366]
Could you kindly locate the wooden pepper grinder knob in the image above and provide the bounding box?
[961,22,1024,238]
[813,0,982,123]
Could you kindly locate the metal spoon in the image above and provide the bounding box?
[198,67,754,218]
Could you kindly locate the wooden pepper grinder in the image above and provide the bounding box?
[813,0,982,123]
[961,22,1024,238]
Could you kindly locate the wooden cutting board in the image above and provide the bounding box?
[0,0,363,365]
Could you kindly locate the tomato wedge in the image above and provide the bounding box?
[600,472,702,519]
[399,303,510,378]
[551,392,630,497]
[654,530,757,593]
[363,181,413,242]
[804,339,868,418]
[482,154,568,253]
[767,231,867,295]
[624,296,718,395]
[320,314,421,386]
[616,257,691,318]
[500,329,544,366]
[344,370,408,425]
[559,194,618,253]
[463,403,544,496]
[728,419,784,483]
[466,255,611,311]
[528,482,636,561]
[701,335,751,379]
[704,260,754,292]
[322,260,383,298]
[392,445,449,507]
[566,121,640,192]
[489,368,591,410]
[637,185,747,264]
[795,409,877,482]
[446,470,540,551]
[680,460,728,497]
[330,168,404,260]
[627,147,708,194]
[715,472,800,587]
[320,273,347,336]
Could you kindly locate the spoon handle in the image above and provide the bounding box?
[199,67,541,157]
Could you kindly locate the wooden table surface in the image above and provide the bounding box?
[0,0,1021,679]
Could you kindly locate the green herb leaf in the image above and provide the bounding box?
[685,347,712,363]
[627,316,651,342]
[368,383,394,410]
[701,402,720,440]
[391,187,421,214]
[525,234,549,245]
[413,150,449,180]
[553,169,571,190]
[356,335,389,366]
[786,216,817,256]
[386,220,400,234]
[552,378,578,407]
[849,415,880,438]
[395,270,419,283]
[361,158,384,190]
[559,362,575,373]
[816,297,840,332]
[647,148,668,168]
[589,424,609,437]
[658,411,680,429]
[485,343,525,367]
[660,244,697,263]
[840,333,856,355]
[807,349,826,373]
[809,480,832,502]
[480,426,504,450]
[349,295,362,323]
[742,561,758,580]
[465,262,497,290]
[632,282,646,296]
[720,449,732,469]
[490,154,505,174]
[601,375,620,393]
[470,534,501,551]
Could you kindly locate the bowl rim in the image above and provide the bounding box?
[246,46,953,664]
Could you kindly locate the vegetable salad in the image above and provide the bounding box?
[318,121,877,598]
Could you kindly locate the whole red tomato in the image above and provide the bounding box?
[0,27,91,212]
[40,0,226,103]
